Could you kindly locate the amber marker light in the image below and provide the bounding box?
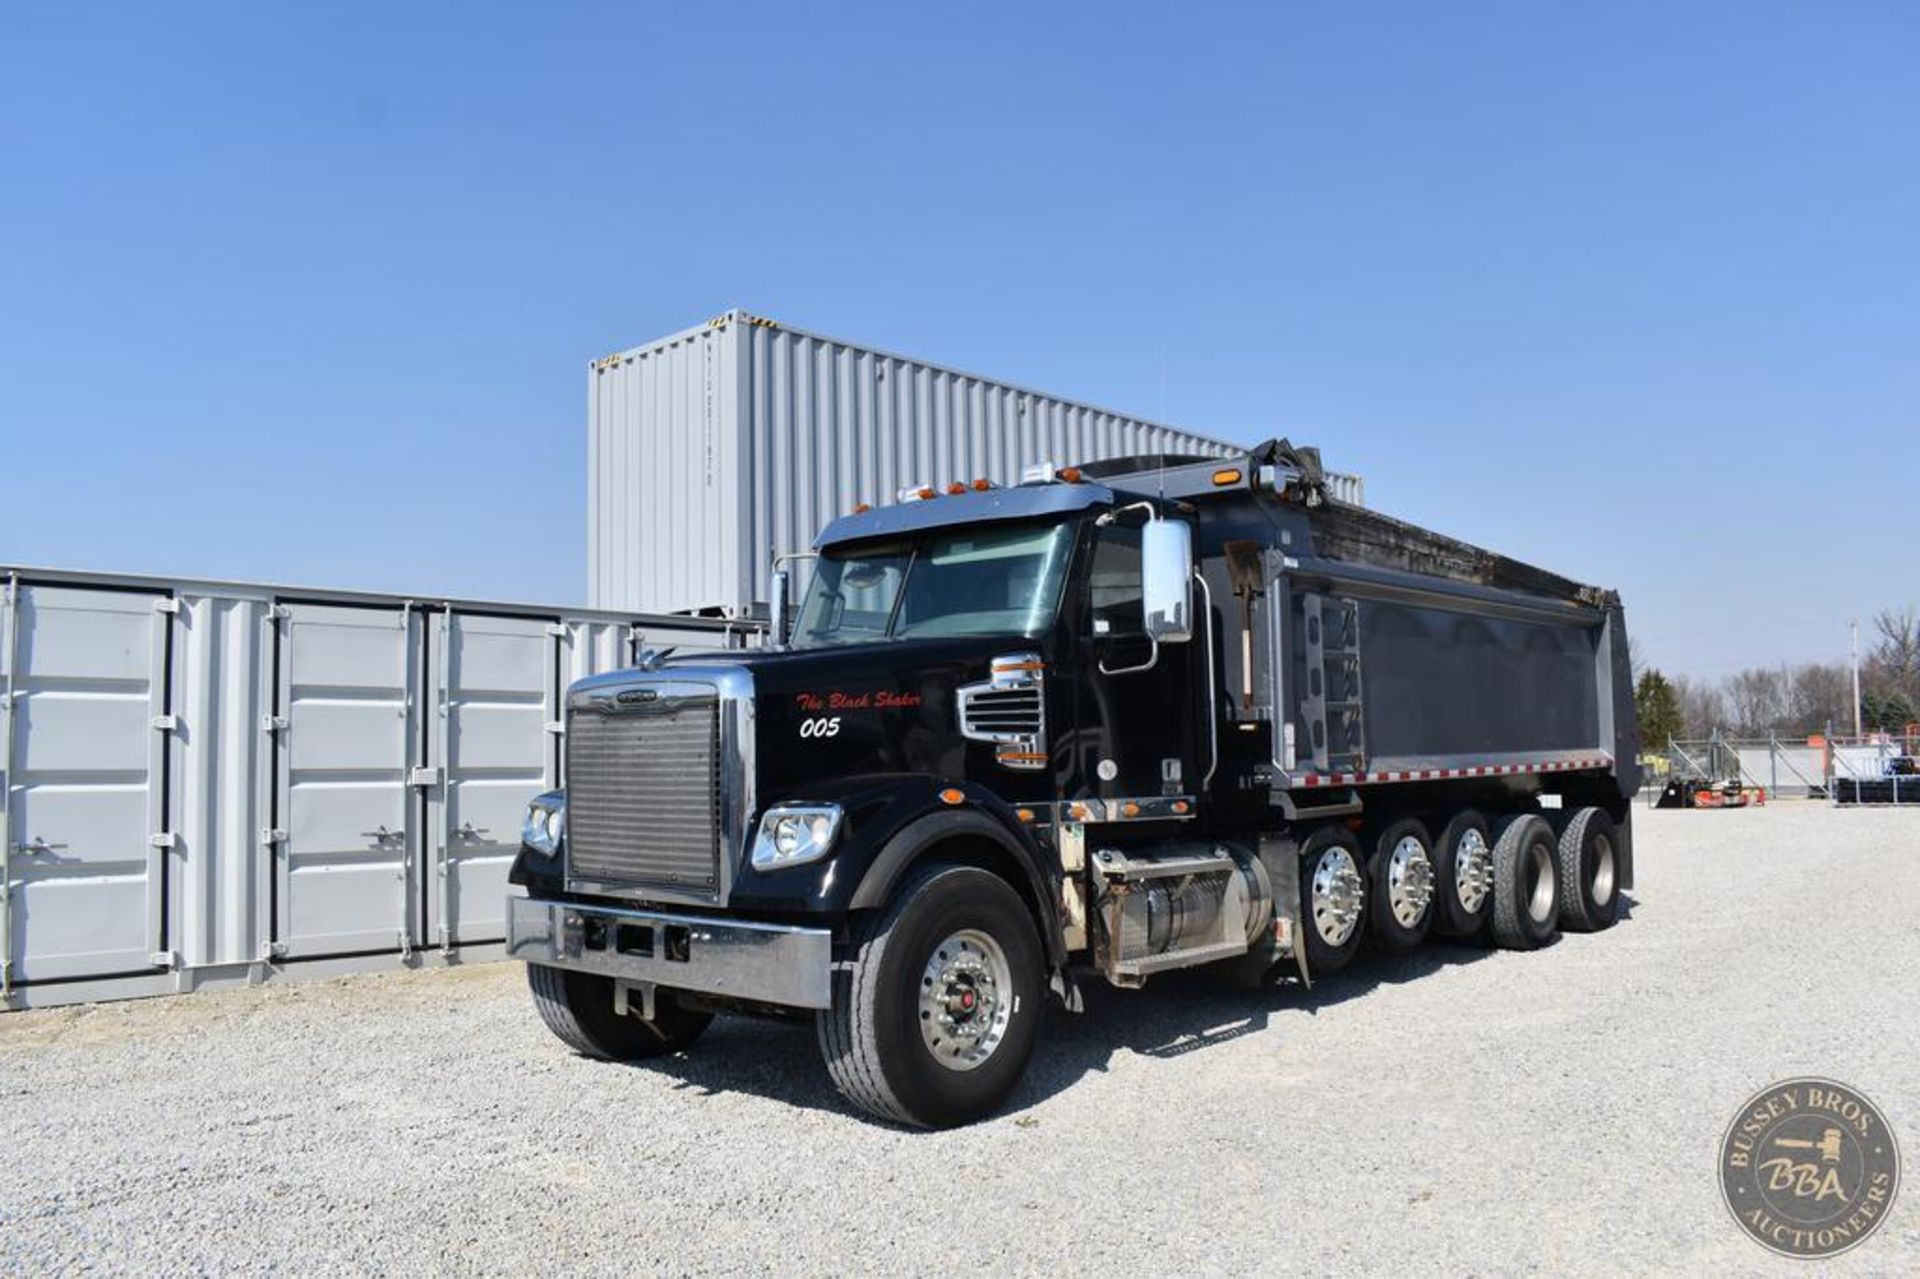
[1212,468,1242,486]
[938,787,966,806]
[1058,466,1083,484]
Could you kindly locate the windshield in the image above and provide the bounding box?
[791,520,1074,649]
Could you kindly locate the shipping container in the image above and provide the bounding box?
[0,565,756,1010]
[587,310,1364,616]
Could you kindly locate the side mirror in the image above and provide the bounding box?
[769,568,792,648]
[1141,518,1193,643]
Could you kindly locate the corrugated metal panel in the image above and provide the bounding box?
[0,563,758,1009]
[171,591,272,973]
[588,310,1361,616]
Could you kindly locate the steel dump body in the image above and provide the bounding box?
[1106,444,1640,806]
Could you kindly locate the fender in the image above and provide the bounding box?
[723,774,1061,954]
[847,802,1065,966]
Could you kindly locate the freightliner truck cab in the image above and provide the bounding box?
[507,441,1640,1127]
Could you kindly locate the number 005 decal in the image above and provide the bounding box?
[798,716,843,739]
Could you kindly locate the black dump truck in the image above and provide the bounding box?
[507,441,1639,1127]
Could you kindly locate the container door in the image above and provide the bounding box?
[273,602,420,959]
[429,611,558,948]
[3,584,168,983]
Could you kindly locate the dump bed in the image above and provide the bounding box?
[1120,442,1640,801]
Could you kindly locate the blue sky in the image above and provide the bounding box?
[2,2,1915,678]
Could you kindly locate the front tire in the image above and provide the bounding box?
[526,963,712,1060]
[817,863,1044,1128]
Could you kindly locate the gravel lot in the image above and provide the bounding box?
[4,803,1916,1275]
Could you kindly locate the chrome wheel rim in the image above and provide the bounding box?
[918,928,1013,1072]
[1386,835,1435,928]
[1310,846,1365,947]
[1455,828,1492,914]
[1526,840,1557,924]
[1591,835,1616,906]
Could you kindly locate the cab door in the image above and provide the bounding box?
[1070,519,1203,805]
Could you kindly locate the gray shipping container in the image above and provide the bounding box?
[587,309,1362,616]
[0,564,754,1010]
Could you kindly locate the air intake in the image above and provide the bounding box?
[957,653,1047,771]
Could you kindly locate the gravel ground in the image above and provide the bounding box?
[3,803,1917,1275]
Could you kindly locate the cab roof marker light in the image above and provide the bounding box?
[971,478,993,492]
[945,481,967,496]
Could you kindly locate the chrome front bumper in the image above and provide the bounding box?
[505,896,833,1010]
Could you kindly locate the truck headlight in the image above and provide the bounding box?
[752,804,843,871]
[521,790,566,857]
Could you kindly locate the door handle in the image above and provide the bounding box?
[455,822,490,841]
[13,837,68,856]
[360,825,400,844]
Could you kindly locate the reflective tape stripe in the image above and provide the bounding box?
[1286,755,1612,789]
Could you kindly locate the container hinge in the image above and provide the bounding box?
[149,950,177,969]
[259,940,288,962]
[545,623,569,638]
[149,832,178,849]
[261,827,288,846]
[408,767,441,788]
[153,598,181,615]
[265,604,291,621]
[545,720,566,735]
[152,714,179,733]
[261,715,288,734]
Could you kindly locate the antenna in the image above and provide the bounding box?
[1156,345,1168,506]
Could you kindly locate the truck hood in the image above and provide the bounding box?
[660,637,1049,804]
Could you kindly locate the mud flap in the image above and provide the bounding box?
[1262,832,1310,988]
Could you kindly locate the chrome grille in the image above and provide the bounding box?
[566,692,721,894]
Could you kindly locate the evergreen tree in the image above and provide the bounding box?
[1635,669,1684,749]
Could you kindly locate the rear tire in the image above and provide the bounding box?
[526,963,713,1060]
[1299,826,1368,975]
[816,863,1044,1128]
[1368,818,1435,948]
[1557,807,1621,932]
[1430,810,1494,940]
[1490,815,1561,950]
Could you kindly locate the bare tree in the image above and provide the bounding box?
[1786,663,1852,735]
[1671,674,1726,739]
[1869,607,1920,708]
[1726,667,1787,735]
